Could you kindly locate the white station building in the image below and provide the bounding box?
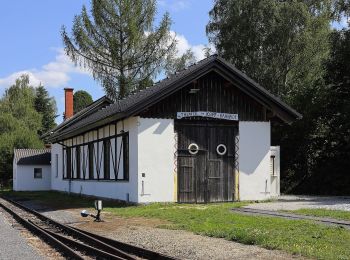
[13,56,301,203]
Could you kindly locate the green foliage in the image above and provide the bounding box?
[62,0,193,100]
[107,204,350,259]
[207,0,332,98]
[0,75,44,184]
[73,90,93,113]
[34,85,57,135]
[275,28,350,195]
[207,0,350,195]
[165,49,196,76]
[333,0,350,18]
[0,75,42,131]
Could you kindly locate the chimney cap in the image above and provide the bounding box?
[64,87,74,91]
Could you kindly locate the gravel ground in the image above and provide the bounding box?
[0,211,45,260]
[245,195,350,211]
[7,198,309,259]
[87,225,305,260]
[19,200,80,224]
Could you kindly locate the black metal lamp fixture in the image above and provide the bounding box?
[80,200,103,222]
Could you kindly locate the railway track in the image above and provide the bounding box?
[0,196,177,260]
[232,207,350,229]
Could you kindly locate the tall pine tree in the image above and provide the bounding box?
[62,0,193,100]
[34,85,57,136]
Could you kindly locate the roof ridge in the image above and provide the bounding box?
[115,55,218,103]
[47,54,300,142]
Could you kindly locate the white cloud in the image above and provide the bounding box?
[158,0,190,12]
[171,31,216,61]
[0,33,214,89]
[0,48,90,89]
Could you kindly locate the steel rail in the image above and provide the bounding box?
[232,207,350,228]
[0,200,84,259]
[0,196,136,259]
[29,220,125,260]
[1,196,178,260]
[71,226,177,260]
[1,196,136,259]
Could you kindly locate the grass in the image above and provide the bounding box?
[2,191,350,260]
[285,208,350,222]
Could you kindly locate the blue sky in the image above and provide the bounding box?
[0,0,213,123]
[0,1,348,124]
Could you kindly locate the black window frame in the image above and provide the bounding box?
[66,147,72,179]
[88,143,94,180]
[76,146,81,179]
[122,133,129,181]
[62,131,129,182]
[103,139,111,180]
[34,168,43,179]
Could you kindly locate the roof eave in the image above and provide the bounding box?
[42,96,113,141]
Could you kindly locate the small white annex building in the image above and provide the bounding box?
[13,149,51,191]
[14,56,301,202]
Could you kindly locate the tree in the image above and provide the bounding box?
[0,75,44,185]
[165,49,196,76]
[34,85,57,136]
[73,90,93,113]
[0,75,42,132]
[206,0,332,98]
[206,0,350,195]
[299,29,350,194]
[62,0,192,100]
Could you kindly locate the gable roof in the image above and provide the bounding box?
[41,95,112,140]
[14,149,51,165]
[47,55,301,142]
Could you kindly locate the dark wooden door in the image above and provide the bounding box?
[177,121,236,203]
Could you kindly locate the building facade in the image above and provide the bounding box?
[22,55,300,202]
[13,149,51,191]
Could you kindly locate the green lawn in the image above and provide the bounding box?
[285,208,350,222]
[2,191,350,260]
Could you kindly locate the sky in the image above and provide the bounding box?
[0,1,348,124]
[0,0,213,123]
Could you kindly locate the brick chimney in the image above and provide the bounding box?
[64,88,74,120]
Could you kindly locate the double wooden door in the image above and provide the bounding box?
[176,121,237,203]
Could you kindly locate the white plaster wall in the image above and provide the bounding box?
[239,121,271,201]
[137,118,175,203]
[13,165,51,191]
[13,160,17,191]
[51,117,139,202]
[270,146,280,197]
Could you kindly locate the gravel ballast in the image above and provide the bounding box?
[89,225,305,260]
[0,211,44,260]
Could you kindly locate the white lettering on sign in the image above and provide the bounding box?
[177,111,239,121]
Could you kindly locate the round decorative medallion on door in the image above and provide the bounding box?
[188,143,199,155]
[216,144,227,155]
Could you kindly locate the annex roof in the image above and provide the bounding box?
[47,55,302,142]
[14,149,51,165]
[41,95,113,140]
